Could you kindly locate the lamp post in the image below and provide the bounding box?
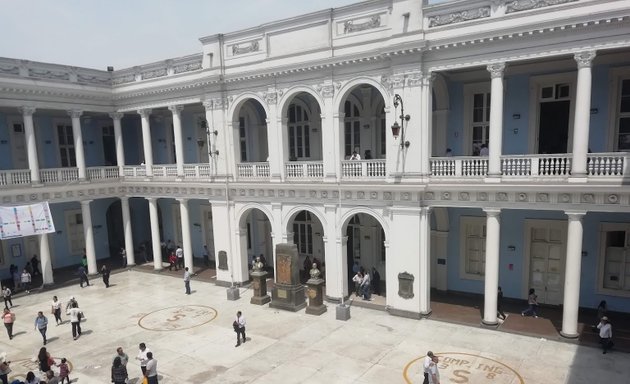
[392,94,411,148]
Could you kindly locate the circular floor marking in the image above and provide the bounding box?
[138,305,218,331]
[9,357,73,381]
[403,352,525,384]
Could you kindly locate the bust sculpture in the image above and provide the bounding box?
[309,263,321,279]
[252,256,264,272]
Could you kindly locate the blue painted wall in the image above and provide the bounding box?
[503,75,529,154]
[0,113,11,170]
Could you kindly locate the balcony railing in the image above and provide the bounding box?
[341,160,386,178]
[86,166,119,181]
[40,168,80,183]
[237,162,270,179]
[285,161,324,179]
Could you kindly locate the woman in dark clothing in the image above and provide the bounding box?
[101,265,110,288]
[497,286,506,320]
[38,347,51,373]
[111,356,128,384]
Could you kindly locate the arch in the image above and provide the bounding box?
[334,77,390,113]
[340,207,389,241]
[432,73,450,111]
[278,86,325,118]
[283,205,327,233]
[235,203,277,235]
[228,92,270,123]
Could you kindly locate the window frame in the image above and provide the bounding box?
[54,119,76,168]
[608,67,630,152]
[462,83,491,156]
[459,216,487,281]
[598,222,630,297]
[287,101,311,160]
[64,209,85,256]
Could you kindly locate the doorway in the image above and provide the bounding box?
[106,201,125,258]
[524,220,567,305]
[8,118,28,169]
[538,101,570,154]
[102,125,116,166]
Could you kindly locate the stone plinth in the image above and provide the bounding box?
[226,286,240,301]
[250,271,270,305]
[269,243,306,312]
[336,303,351,321]
[305,278,327,315]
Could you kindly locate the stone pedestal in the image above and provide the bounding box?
[336,303,351,321]
[226,286,240,301]
[250,271,270,305]
[305,278,327,315]
[269,243,306,312]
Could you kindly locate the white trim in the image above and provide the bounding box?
[463,82,490,156]
[597,222,630,298]
[607,66,630,152]
[527,72,576,154]
[459,215,486,281]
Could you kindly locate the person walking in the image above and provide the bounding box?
[114,347,129,366]
[0,354,11,384]
[428,355,440,384]
[34,311,48,345]
[21,269,32,294]
[2,287,12,309]
[497,286,507,320]
[422,351,435,384]
[136,343,151,376]
[144,352,158,384]
[360,268,371,301]
[31,255,41,277]
[2,308,15,340]
[67,302,83,340]
[11,267,20,292]
[77,265,90,288]
[81,251,88,268]
[120,247,127,268]
[37,347,52,374]
[176,245,184,270]
[184,267,192,295]
[57,357,70,384]
[597,316,613,354]
[521,288,539,318]
[65,296,78,312]
[101,265,110,288]
[111,356,128,384]
[168,252,177,271]
[203,245,210,267]
[352,270,363,297]
[234,311,246,347]
[51,296,63,325]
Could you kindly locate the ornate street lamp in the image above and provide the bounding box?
[391,94,411,148]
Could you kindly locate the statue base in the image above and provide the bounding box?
[305,278,327,316]
[250,271,271,305]
[270,283,306,312]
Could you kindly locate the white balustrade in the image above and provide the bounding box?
[537,154,571,176]
[0,170,31,186]
[122,166,146,178]
[285,161,324,179]
[341,160,386,178]
[462,157,489,176]
[86,166,120,181]
[39,168,79,183]
[237,162,270,179]
[587,153,626,176]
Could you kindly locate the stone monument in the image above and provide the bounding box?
[250,257,270,305]
[270,243,306,312]
[305,263,327,315]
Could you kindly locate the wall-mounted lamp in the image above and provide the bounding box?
[56,230,63,235]
[207,128,218,136]
[193,223,201,227]
[513,128,519,134]
[507,245,516,251]
[197,138,205,148]
[391,94,411,148]
[210,150,220,157]
[512,113,521,120]
[590,108,598,115]
[581,251,588,257]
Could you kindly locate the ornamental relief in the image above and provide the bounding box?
[343,14,382,34]
[231,40,260,56]
[505,0,577,14]
[428,6,490,28]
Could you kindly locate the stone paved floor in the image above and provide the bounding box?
[2,270,628,384]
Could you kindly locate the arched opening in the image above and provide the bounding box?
[106,200,124,258]
[234,99,268,163]
[285,93,322,161]
[344,213,386,300]
[238,208,273,278]
[286,210,325,284]
[340,85,386,160]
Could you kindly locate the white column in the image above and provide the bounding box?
[80,200,97,275]
[147,198,162,270]
[138,109,154,177]
[561,211,586,338]
[487,63,505,178]
[320,83,337,181]
[482,208,501,325]
[419,206,432,315]
[570,51,596,179]
[178,198,193,270]
[420,73,434,177]
[120,197,135,266]
[40,233,53,285]
[109,112,126,177]
[266,93,282,181]
[19,107,40,183]
[68,110,87,181]
[336,236,349,300]
[169,105,185,178]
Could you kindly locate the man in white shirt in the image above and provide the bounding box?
[175,245,184,270]
[184,267,191,295]
[479,143,489,156]
[136,343,151,376]
[360,270,371,300]
[66,302,83,340]
[350,151,361,160]
[422,351,435,384]
[145,352,158,384]
[597,316,613,354]
[235,311,246,347]
[428,355,440,384]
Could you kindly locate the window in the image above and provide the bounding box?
[615,79,630,151]
[65,210,85,255]
[287,103,310,160]
[599,223,630,296]
[293,211,313,256]
[239,117,247,162]
[460,216,486,279]
[57,124,76,167]
[344,100,361,157]
[471,92,490,156]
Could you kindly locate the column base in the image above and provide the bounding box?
[32,182,44,188]
[481,319,499,327]
[388,307,422,320]
[420,309,432,318]
[560,331,579,339]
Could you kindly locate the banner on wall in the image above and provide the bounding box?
[0,202,56,240]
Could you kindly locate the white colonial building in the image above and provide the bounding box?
[1,0,630,337]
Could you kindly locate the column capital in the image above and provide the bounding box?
[145,197,157,203]
[483,207,501,216]
[202,100,213,111]
[109,112,124,120]
[168,105,184,115]
[565,210,587,219]
[487,63,506,79]
[336,236,348,245]
[80,199,93,207]
[420,206,433,215]
[67,110,83,119]
[177,198,188,204]
[19,106,36,116]
[574,51,596,69]
[137,109,152,118]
